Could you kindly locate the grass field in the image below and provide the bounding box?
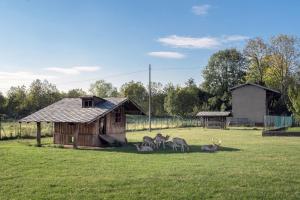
[0,127,300,200]
[287,127,300,132]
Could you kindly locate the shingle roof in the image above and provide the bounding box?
[230,83,280,94]
[196,111,231,117]
[19,97,143,123]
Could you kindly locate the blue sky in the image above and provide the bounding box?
[0,0,299,94]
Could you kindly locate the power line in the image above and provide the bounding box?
[152,66,200,71]
[55,69,148,85]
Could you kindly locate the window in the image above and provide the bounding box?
[115,109,122,123]
[84,100,93,108]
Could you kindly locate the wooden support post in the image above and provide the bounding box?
[36,122,41,147]
[73,124,79,149]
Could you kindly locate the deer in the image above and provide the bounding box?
[172,137,189,152]
[165,141,180,151]
[201,139,222,153]
[154,133,170,149]
[142,136,156,149]
[134,143,153,152]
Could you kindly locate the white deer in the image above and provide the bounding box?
[134,143,153,152]
[154,133,170,149]
[166,141,180,151]
[201,139,222,152]
[142,136,156,149]
[172,137,189,152]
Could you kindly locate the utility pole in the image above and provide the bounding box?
[148,64,152,132]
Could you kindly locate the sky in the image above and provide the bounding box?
[0,0,300,94]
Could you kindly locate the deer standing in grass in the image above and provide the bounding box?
[134,143,153,152]
[166,141,180,151]
[154,133,170,149]
[142,136,156,149]
[172,137,189,152]
[201,139,222,152]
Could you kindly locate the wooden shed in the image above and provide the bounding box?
[196,111,231,129]
[19,96,145,148]
[230,83,281,126]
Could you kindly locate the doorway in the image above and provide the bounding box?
[99,116,106,135]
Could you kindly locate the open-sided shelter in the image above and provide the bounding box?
[196,111,231,129]
[19,96,145,148]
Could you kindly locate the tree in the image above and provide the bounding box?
[288,73,300,118]
[26,79,61,113]
[120,81,148,112]
[0,92,6,114]
[164,79,201,116]
[6,86,27,118]
[89,80,119,98]
[202,49,247,110]
[66,88,86,98]
[267,35,300,104]
[148,82,167,116]
[243,37,269,85]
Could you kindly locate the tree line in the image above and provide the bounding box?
[0,34,300,119]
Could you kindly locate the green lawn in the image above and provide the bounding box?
[0,127,300,200]
[287,127,300,132]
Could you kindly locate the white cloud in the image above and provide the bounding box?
[45,66,100,75]
[0,71,56,81]
[157,35,249,49]
[192,4,211,15]
[148,51,186,59]
[222,35,250,42]
[0,71,57,93]
[158,35,220,49]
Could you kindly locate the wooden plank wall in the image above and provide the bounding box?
[54,122,99,146]
[106,106,126,135]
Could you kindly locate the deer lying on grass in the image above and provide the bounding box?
[172,137,189,152]
[134,143,153,152]
[166,141,180,151]
[142,136,156,149]
[201,139,222,153]
[154,133,170,149]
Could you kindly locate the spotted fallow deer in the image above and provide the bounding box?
[172,137,189,152]
[142,136,156,149]
[201,139,222,152]
[166,141,180,151]
[154,133,170,149]
[134,143,153,152]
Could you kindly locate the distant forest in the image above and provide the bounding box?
[1,34,300,119]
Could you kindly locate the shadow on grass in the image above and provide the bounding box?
[227,127,262,131]
[87,143,241,154]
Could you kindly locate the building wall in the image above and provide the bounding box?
[105,106,126,143]
[53,122,100,146]
[232,85,266,124]
[53,106,127,146]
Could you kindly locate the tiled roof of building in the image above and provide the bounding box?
[19,97,143,123]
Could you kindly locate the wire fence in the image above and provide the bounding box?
[264,115,294,130]
[0,119,53,140]
[0,116,203,140]
[126,115,203,131]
